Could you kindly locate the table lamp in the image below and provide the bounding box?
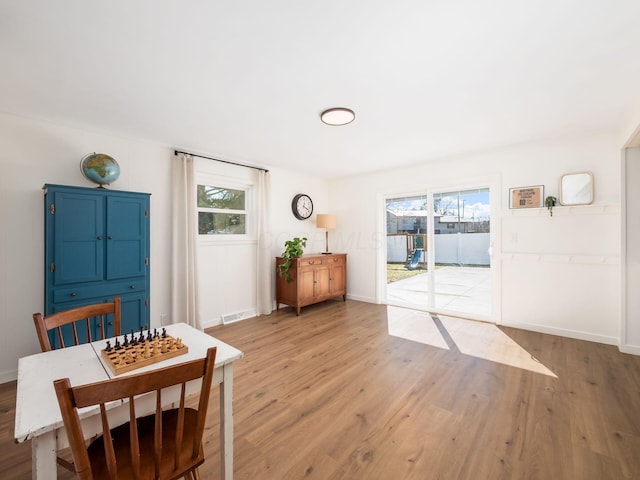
[316,214,337,254]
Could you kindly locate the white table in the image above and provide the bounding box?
[14,323,244,480]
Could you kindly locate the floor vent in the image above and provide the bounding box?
[221,309,255,325]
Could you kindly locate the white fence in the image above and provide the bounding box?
[387,233,490,266]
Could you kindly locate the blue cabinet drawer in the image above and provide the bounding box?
[53,279,146,304]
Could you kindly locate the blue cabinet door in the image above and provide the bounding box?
[106,195,149,280]
[120,292,148,335]
[50,191,104,285]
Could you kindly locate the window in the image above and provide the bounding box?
[197,184,247,235]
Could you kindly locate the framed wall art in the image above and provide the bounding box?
[509,185,544,209]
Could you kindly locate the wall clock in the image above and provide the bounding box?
[291,194,313,220]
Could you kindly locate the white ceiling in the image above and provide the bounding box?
[2,1,640,178]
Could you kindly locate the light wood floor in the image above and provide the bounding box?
[2,300,640,479]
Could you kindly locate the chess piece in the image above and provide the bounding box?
[143,343,150,359]
[123,334,129,347]
[105,340,111,352]
[161,327,167,338]
[115,338,121,350]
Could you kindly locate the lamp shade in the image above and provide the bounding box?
[316,214,337,229]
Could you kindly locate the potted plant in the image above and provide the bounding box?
[278,237,307,282]
[545,195,557,216]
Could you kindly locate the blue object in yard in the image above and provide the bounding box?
[406,248,423,270]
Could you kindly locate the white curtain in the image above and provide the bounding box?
[171,153,201,329]
[256,170,273,315]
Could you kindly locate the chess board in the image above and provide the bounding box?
[101,331,188,375]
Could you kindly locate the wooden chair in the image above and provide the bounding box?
[33,297,122,352]
[33,298,123,472]
[54,346,217,480]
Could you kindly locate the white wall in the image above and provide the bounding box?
[623,147,640,354]
[194,158,259,327]
[194,160,330,328]
[0,111,330,380]
[329,131,622,345]
[267,167,331,260]
[0,112,173,382]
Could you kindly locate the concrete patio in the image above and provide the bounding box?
[385,266,492,317]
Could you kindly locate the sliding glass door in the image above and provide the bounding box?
[385,187,492,320]
[431,188,491,316]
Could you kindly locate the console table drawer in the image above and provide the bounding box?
[299,257,323,267]
[325,255,346,265]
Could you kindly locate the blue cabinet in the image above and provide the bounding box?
[44,184,150,347]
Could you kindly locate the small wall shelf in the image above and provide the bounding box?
[506,204,618,216]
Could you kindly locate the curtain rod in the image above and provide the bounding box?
[174,150,269,173]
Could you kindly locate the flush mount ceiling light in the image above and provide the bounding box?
[320,107,355,126]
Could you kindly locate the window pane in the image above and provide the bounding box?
[386,195,427,234]
[433,188,490,234]
[197,185,245,210]
[198,212,246,235]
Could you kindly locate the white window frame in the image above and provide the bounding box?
[195,173,256,245]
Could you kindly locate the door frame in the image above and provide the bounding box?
[377,176,502,324]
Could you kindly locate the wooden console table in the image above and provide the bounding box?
[275,253,347,315]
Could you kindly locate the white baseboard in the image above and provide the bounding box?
[200,318,221,330]
[501,320,618,346]
[0,369,17,384]
[619,343,640,355]
[346,293,376,303]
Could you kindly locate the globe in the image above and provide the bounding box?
[80,153,120,186]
